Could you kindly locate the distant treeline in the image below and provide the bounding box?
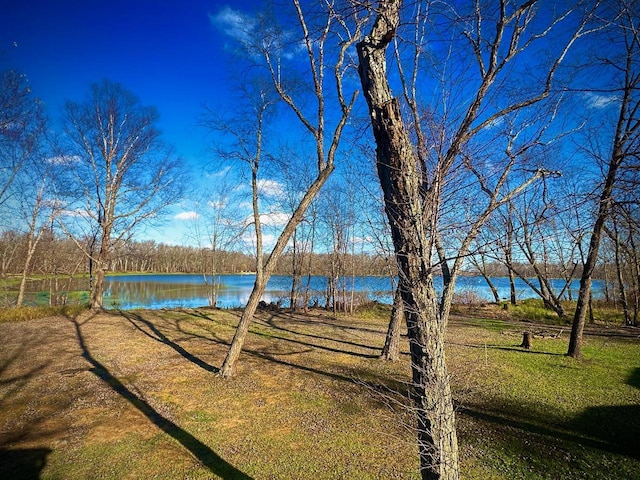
[1,230,606,280]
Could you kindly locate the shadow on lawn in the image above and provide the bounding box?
[69,312,253,480]
[262,313,382,356]
[119,310,218,373]
[0,448,51,480]
[627,366,640,390]
[462,395,640,461]
[565,366,640,459]
[175,310,405,394]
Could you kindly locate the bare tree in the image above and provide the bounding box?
[501,183,577,318]
[0,70,45,211]
[60,81,185,309]
[569,1,640,357]
[15,162,60,306]
[357,1,594,478]
[203,76,276,306]
[0,69,51,306]
[218,0,365,377]
[190,179,241,307]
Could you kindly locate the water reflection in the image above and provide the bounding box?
[16,273,604,310]
[103,274,394,310]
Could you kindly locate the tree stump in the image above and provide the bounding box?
[520,331,532,350]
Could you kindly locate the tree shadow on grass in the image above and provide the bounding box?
[120,310,219,373]
[69,314,252,480]
[448,341,566,356]
[461,398,640,461]
[627,366,640,389]
[261,313,382,356]
[0,448,51,480]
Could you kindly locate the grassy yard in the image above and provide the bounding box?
[0,305,638,479]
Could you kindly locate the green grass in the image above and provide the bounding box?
[452,328,640,479]
[0,304,89,322]
[0,308,638,479]
[454,298,629,326]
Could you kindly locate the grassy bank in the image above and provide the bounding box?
[452,298,629,325]
[0,306,638,479]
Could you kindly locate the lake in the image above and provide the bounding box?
[100,274,604,310]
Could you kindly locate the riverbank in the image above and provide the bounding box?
[1,307,638,478]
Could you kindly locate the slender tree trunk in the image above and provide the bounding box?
[17,231,38,306]
[612,226,631,325]
[357,3,459,477]
[505,213,517,305]
[569,149,623,356]
[480,273,501,304]
[219,169,334,378]
[379,284,403,361]
[508,268,517,305]
[290,230,299,311]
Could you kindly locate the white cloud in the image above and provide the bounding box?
[47,155,81,165]
[209,6,256,45]
[241,231,279,251]
[174,211,199,220]
[61,208,89,218]
[584,92,618,109]
[210,6,302,60]
[260,211,290,226]
[258,179,284,197]
[242,210,290,228]
[205,165,231,178]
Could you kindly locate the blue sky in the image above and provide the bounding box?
[1,0,274,245]
[0,1,624,252]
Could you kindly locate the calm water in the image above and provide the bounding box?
[99,274,604,310]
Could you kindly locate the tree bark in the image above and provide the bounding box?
[569,147,626,355]
[379,285,403,361]
[219,168,334,378]
[90,262,106,309]
[357,2,459,477]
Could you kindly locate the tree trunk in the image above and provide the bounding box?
[482,274,501,304]
[357,3,459,477]
[90,264,105,309]
[611,223,631,325]
[219,166,335,378]
[219,276,265,377]
[569,148,624,356]
[379,285,403,361]
[16,235,37,307]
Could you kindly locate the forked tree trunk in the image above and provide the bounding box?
[379,285,403,361]
[357,2,459,477]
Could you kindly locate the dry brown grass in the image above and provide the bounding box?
[1,307,638,479]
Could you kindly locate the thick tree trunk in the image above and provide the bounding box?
[357,3,459,477]
[379,285,403,361]
[90,264,105,309]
